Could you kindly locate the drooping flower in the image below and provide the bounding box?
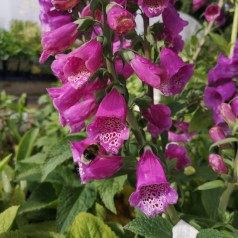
[129,149,178,217]
[138,0,170,18]
[208,41,238,86]
[205,3,221,22]
[40,22,79,63]
[193,0,207,11]
[71,138,123,184]
[51,40,103,87]
[208,154,228,174]
[51,0,80,11]
[162,6,188,52]
[159,48,194,95]
[87,89,129,154]
[164,144,191,171]
[209,126,226,143]
[130,54,165,89]
[142,104,172,138]
[63,96,98,133]
[107,4,136,35]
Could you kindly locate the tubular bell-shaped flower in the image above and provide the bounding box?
[51,0,80,11]
[51,39,103,87]
[159,48,194,95]
[130,54,166,89]
[87,89,129,154]
[107,4,136,35]
[142,104,172,138]
[165,144,191,171]
[40,22,79,63]
[71,138,123,184]
[205,3,221,22]
[209,126,226,142]
[129,149,178,217]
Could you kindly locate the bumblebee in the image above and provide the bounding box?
[81,143,101,164]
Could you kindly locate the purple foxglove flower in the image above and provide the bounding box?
[63,96,98,133]
[162,6,188,52]
[51,0,80,11]
[168,132,190,144]
[165,144,191,171]
[204,81,236,110]
[159,48,194,95]
[208,41,238,86]
[130,54,166,89]
[51,40,103,87]
[220,103,236,127]
[142,104,172,138]
[205,3,221,22]
[107,4,136,35]
[193,0,207,11]
[129,149,178,217]
[208,154,228,174]
[138,0,170,18]
[81,4,102,21]
[40,22,79,63]
[231,95,238,117]
[87,89,129,154]
[209,126,226,142]
[39,0,72,32]
[115,57,134,79]
[71,139,123,184]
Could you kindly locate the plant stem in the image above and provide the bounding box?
[229,0,238,57]
[142,14,154,103]
[219,182,234,213]
[126,109,146,146]
[192,0,223,63]
[166,205,180,225]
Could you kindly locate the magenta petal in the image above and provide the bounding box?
[142,104,172,137]
[165,144,191,171]
[204,87,223,110]
[129,149,178,217]
[40,22,79,63]
[71,140,123,184]
[130,54,165,89]
[209,126,226,142]
[205,3,221,22]
[141,0,169,17]
[231,96,238,117]
[87,89,129,154]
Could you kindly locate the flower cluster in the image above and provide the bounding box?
[204,41,238,174]
[39,0,194,217]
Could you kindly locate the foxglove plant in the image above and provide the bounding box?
[38,0,238,226]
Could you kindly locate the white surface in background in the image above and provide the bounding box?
[173,220,199,238]
[0,0,40,30]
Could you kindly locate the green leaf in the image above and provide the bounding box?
[94,175,127,214]
[198,229,225,238]
[197,180,225,191]
[0,154,12,173]
[0,206,19,234]
[56,185,97,233]
[189,109,213,131]
[16,128,39,162]
[209,138,238,150]
[74,18,95,31]
[201,188,223,220]
[0,230,27,238]
[66,212,118,238]
[124,215,173,238]
[209,32,229,55]
[41,140,71,181]
[18,183,57,214]
[135,96,152,109]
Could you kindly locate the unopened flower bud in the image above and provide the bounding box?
[220,103,236,127]
[184,166,196,176]
[205,3,221,22]
[208,154,228,174]
[209,126,226,142]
